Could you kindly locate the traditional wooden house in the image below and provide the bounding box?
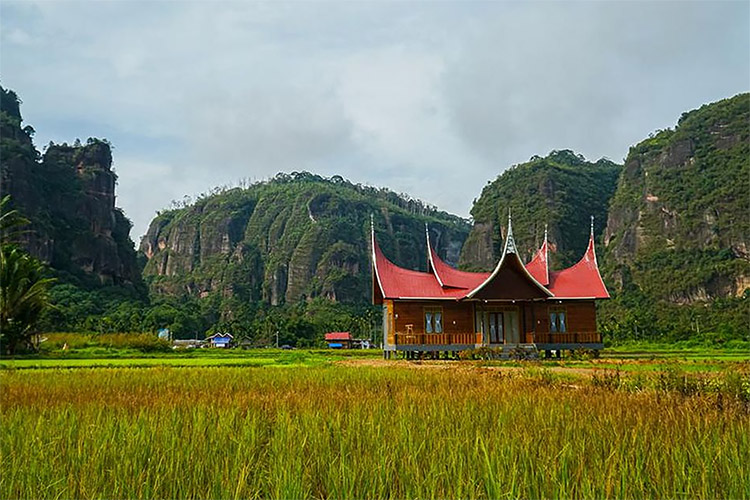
[372,216,609,357]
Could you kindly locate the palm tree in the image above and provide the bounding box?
[0,196,54,354]
[0,246,54,354]
[0,195,29,245]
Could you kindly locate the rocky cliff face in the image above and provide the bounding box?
[141,173,470,304]
[603,93,750,303]
[459,150,621,270]
[0,86,142,288]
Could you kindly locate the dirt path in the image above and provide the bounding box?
[335,358,597,377]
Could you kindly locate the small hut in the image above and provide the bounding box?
[325,332,352,349]
[206,333,234,348]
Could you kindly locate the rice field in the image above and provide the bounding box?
[2,362,749,499]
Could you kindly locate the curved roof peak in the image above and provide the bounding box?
[425,223,446,288]
[426,223,488,289]
[546,216,609,299]
[466,211,552,299]
[525,226,550,286]
[372,225,466,300]
[370,214,386,299]
[371,217,608,301]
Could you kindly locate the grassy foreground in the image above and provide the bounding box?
[2,363,749,499]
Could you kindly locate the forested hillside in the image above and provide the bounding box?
[141,172,470,305]
[600,93,749,342]
[459,150,620,270]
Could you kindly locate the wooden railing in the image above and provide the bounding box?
[393,332,482,346]
[532,332,601,344]
[390,331,600,346]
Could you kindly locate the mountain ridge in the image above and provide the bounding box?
[140,171,471,305]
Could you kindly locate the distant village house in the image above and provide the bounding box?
[205,333,234,348]
[325,332,352,349]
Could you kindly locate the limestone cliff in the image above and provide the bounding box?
[603,93,750,304]
[141,173,470,304]
[0,86,142,289]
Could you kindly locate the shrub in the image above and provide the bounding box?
[38,332,171,353]
[97,333,171,352]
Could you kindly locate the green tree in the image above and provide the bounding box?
[0,195,29,244]
[0,246,54,354]
[0,196,55,354]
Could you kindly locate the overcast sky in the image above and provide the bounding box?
[1,1,748,240]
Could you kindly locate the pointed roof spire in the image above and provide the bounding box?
[425,222,446,287]
[466,207,552,299]
[543,222,549,281]
[584,215,597,264]
[524,222,550,286]
[370,214,378,262]
[503,209,518,255]
[369,213,387,301]
[369,213,375,249]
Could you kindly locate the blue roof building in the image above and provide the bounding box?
[205,333,234,348]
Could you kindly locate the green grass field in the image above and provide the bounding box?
[0,349,378,369]
[2,349,749,499]
[3,343,747,371]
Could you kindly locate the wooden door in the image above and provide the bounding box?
[488,312,504,344]
[504,310,520,343]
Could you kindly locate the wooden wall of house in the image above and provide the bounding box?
[388,299,598,339]
[530,303,549,334]
[565,301,597,332]
[527,301,597,334]
[392,301,475,334]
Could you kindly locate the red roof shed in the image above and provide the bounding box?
[325,332,352,341]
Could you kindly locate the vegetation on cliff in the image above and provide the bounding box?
[0,85,142,290]
[140,171,469,315]
[128,172,470,342]
[600,93,749,343]
[1,87,468,345]
[459,150,620,270]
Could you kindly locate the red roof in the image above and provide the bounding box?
[373,239,467,299]
[372,223,608,301]
[427,238,488,290]
[324,332,352,341]
[525,239,550,286]
[546,236,609,299]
